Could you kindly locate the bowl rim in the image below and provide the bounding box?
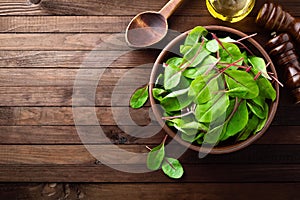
[149,25,280,154]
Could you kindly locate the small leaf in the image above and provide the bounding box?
[152,88,166,102]
[184,43,210,67]
[248,56,271,80]
[225,70,259,99]
[182,55,218,79]
[195,93,229,123]
[185,26,208,46]
[162,157,184,179]
[238,115,260,141]
[206,39,219,53]
[147,143,165,170]
[247,101,265,119]
[166,57,184,67]
[222,100,249,141]
[164,64,181,90]
[130,85,149,109]
[255,102,269,133]
[256,76,277,101]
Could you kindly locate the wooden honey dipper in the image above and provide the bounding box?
[265,33,300,104]
[256,2,300,43]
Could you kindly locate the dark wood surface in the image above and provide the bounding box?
[0,0,299,199]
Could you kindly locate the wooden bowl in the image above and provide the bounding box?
[149,25,280,154]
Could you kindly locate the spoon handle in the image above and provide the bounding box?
[159,0,185,19]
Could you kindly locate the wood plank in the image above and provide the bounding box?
[0,50,159,68]
[0,164,299,182]
[0,33,114,51]
[0,183,299,200]
[0,68,152,86]
[0,144,299,165]
[0,125,165,145]
[0,106,298,126]
[79,183,300,200]
[0,125,299,145]
[0,85,292,107]
[0,16,274,34]
[0,0,299,16]
[0,32,280,51]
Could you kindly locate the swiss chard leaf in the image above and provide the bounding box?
[180,26,208,54]
[182,55,218,79]
[219,42,243,66]
[256,76,276,101]
[164,64,181,90]
[152,88,166,102]
[162,157,184,179]
[183,43,211,67]
[195,93,229,123]
[255,102,269,133]
[248,56,271,80]
[222,100,249,141]
[147,143,165,170]
[129,85,149,109]
[225,70,259,99]
[238,115,260,141]
[247,101,265,119]
[160,92,193,112]
[206,39,219,53]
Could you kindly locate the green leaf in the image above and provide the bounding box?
[180,26,208,54]
[181,132,204,143]
[256,76,276,101]
[225,70,259,99]
[222,100,249,140]
[160,92,193,112]
[238,115,260,141]
[206,39,219,53]
[163,88,190,99]
[155,74,164,87]
[188,73,218,104]
[147,143,165,170]
[248,56,271,80]
[256,102,269,133]
[247,101,265,119]
[152,88,166,102]
[162,157,184,179]
[219,42,243,65]
[183,43,211,67]
[168,117,208,135]
[204,124,226,144]
[166,57,184,67]
[195,93,229,123]
[129,85,149,109]
[182,55,218,79]
[164,64,181,90]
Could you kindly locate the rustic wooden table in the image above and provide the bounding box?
[0,0,299,199]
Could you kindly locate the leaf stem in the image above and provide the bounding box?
[211,33,233,58]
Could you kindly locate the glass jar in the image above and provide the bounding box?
[206,0,256,23]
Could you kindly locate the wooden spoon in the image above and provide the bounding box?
[125,0,185,48]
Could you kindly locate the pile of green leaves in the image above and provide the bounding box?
[129,26,277,178]
[151,26,276,144]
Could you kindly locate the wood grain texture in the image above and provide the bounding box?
[0,183,299,200]
[0,164,299,182]
[0,50,159,68]
[0,0,299,16]
[0,106,298,126]
[0,0,299,196]
[0,144,299,165]
[0,125,299,145]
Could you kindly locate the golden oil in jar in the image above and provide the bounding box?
[206,0,255,23]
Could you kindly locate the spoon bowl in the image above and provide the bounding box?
[125,0,185,48]
[125,11,168,48]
